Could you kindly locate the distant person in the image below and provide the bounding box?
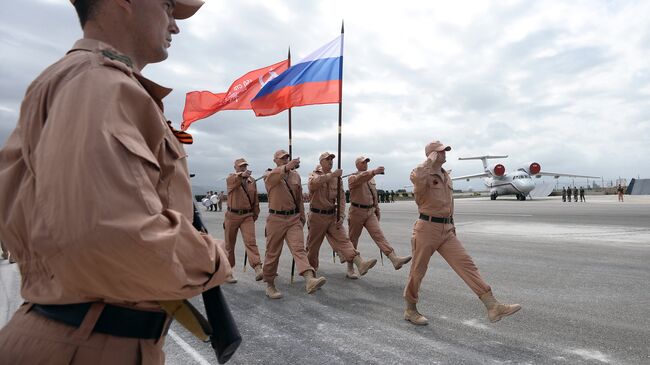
[573,186,578,202]
[566,187,572,203]
[617,184,625,202]
[579,186,585,202]
[561,187,567,202]
[210,190,219,211]
[345,189,350,203]
[224,158,263,283]
[404,140,521,326]
[347,156,411,278]
[390,190,396,203]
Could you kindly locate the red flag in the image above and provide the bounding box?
[181,59,289,130]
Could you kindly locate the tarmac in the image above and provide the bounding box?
[1,195,649,364]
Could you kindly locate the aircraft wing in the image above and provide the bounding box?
[451,172,489,181]
[535,171,600,179]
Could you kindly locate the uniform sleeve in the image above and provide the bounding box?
[410,163,432,192]
[32,68,229,302]
[337,177,346,219]
[348,171,374,189]
[308,171,332,193]
[252,179,260,217]
[226,173,241,194]
[264,165,284,190]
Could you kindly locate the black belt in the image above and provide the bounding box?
[32,303,168,339]
[310,207,335,215]
[269,209,298,215]
[351,202,374,209]
[419,213,454,224]
[228,208,252,215]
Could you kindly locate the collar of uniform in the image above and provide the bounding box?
[68,39,173,104]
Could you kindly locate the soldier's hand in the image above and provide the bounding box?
[374,166,385,175]
[336,218,344,228]
[331,169,343,178]
[300,216,306,225]
[242,170,251,178]
[375,210,381,221]
[287,158,300,170]
[427,151,439,162]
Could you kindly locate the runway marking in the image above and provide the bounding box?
[456,213,533,217]
[460,319,489,330]
[168,329,211,365]
[568,349,611,363]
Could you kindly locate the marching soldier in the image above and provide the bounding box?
[617,184,625,202]
[562,187,567,202]
[566,187,573,203]
[224,158,263,282]
[0,1,232,363]
[347,156,411,278]
[573,186,579,202]
[263,150,327,299]
[306,152,377,278]
[579,186,586,202]
[404,140,521,326]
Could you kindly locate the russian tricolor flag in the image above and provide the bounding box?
[251,35,343,116]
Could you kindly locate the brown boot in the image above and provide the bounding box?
[404,301,428,326]
[254,265,263,281]
[479,291,521,323]
[388,252,412,270]
[225,274,237,284]
[304,270,327,294]
[345,262,359,279]
[353,255,377,276]
[265,282,283,299]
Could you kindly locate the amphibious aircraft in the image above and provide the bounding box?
[452,155,600,200]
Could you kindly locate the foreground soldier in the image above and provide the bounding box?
[306,152,377,278]
[0,1,232,363]
[224,158,264,282]
[404,140,521,326]
[347,156,411,278]
[263,150,327,299]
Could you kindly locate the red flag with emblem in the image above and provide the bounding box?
[181,59,289,130]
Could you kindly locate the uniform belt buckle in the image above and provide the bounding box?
[238,209,245,214]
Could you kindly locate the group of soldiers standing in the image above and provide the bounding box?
[220,143,521,326]
[562,186,586,202]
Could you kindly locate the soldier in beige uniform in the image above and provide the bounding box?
[306,152,377,278]
[0,1,232,363]
[403,140,521,326]
[263,150,327,299]
[347,156,411,278]
[224,158,263,282]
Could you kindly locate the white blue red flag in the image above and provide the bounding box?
[251,35,343,116]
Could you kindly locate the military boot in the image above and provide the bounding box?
[388,252,412,270]
[353,255,377,276]
[345,261,359,279]
[479,291,521,323]
[265,282,282,299]
[225,274,237,284]
[254,265,263,281]
[304,270,327,294]
[404,301,428,326]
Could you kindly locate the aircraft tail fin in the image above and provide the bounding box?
[458,155,508,172]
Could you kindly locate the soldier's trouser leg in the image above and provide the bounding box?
[263,215,287,283]
[224,212,241,267]
[0,303,165,364]
[306,213,329,270]
[240,216,262,268]
[364,212,395,256]
[347,209,365,250]
[437,224,491,296]
[284,217,313,277]
[404,220,438,304]
[324,220,359,263]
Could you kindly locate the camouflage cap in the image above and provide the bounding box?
[69,0,205,20]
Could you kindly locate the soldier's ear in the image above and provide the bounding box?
[113,0,133,15]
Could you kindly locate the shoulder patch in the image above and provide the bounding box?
[100,50,134,75]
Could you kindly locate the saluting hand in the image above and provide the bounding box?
[286,158,300,170]
[242,170,251,178]
[331,169,343,178]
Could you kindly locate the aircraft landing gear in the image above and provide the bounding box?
[490,192,498,200]
[516,194,526,201]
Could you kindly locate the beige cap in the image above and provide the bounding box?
[234,158,248,167]
[274,149,290,159]
[425,140,451,156]
[69,0,205,20]
[355,156,370,165]
[319,152,335,161]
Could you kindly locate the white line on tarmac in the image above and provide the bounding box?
[455,213,533,217]
[168,330,211,365]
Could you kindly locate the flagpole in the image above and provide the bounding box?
[335,21,344,263]
[287,47,296,285]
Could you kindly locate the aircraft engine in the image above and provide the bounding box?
[489,163,506,177]
[524,162,541,175]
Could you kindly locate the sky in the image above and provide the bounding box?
[1,0,649,193]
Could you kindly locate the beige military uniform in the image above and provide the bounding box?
[263,157,314,282]
[224,161,262,269]
[347,168,395,255]
[0,38,229,363]
[306,163,359,270]
[404,151,491,304]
